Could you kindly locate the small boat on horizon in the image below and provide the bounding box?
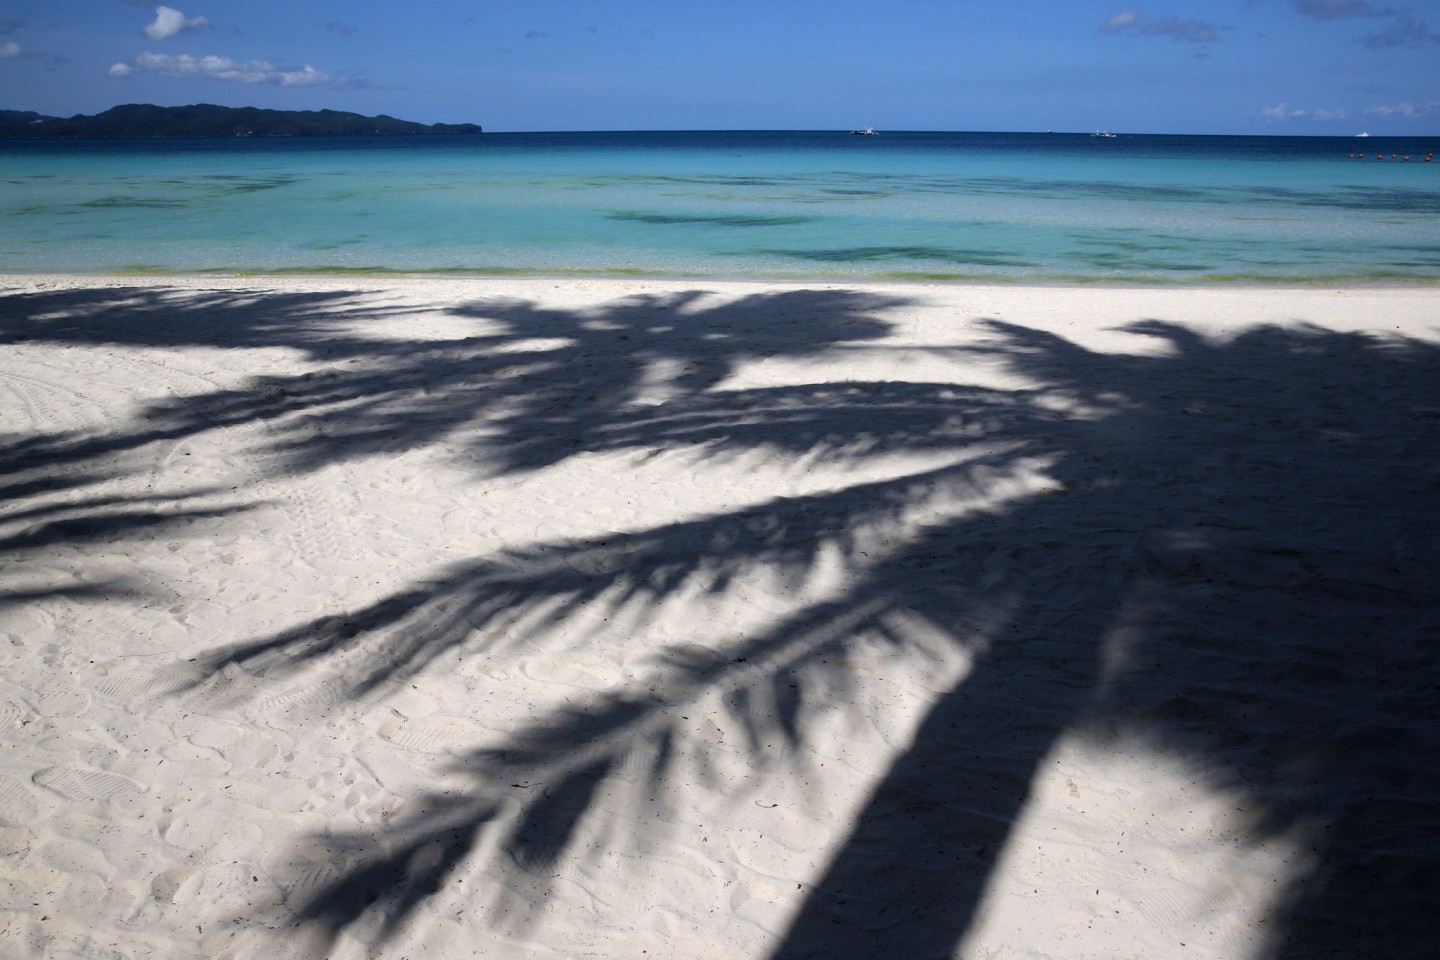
[1091,130,1117,138]
[850,127,878,136]
[1356,131,1371,138]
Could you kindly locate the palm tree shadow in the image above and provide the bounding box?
[0,283,901,609]
[141,287,1440,957]
[771,320,1440,959]
[0,285,413,610]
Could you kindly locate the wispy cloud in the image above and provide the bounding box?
[1262,101,1307,119]
[1361,10,1440,46]
[1260,101,1357,120]
[144,5,209,41]
[1099,8,1220,43]
[1365,100,1440,117]
[1290,0,1389,18]
[108,52,336,86]
[1263,99,1437,122]
[1289,1,1439,47]
[0,14,23,57]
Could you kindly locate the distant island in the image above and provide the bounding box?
[0,103,482,139]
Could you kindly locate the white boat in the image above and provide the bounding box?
[1091,130,1117,138]
[1356,131,1371,138]
[850,127,878,136]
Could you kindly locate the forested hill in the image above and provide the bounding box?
[0,104,482,139]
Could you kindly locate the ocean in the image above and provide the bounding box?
[3,130,1438,283]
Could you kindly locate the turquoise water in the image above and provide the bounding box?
[3,131,1438,283]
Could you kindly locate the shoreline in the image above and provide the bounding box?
[5,269,1440,293]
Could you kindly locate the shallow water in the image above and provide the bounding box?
[3,130,1438,283]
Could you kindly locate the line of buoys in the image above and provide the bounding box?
[1347,152,1436,161]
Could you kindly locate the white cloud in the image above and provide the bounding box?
[110,51,335,86]
[1262,102,1307,119]
[144,6,209,41]
[1262,101,1422,122]
[0,40,19,58]
[1098,8,1219,43]
[1102,10,1140,31]
[1365,101,1439,117]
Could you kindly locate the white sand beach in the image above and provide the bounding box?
[1,275,1437,959]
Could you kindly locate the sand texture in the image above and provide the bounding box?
[1,276,1437,959]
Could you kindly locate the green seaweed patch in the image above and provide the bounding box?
[608,211,817,228]
[769,245,1034,267]
[1078,252,1214,272]
[226,177,300,194]
[134,264,679,279]
[81,197,188,209]
[1249,185,1440,215]
[304,238,367,251]
[960,176,1217,204]
[243,265,538,277]
[103,264,179,276]
[608,174,798,188]
[877,271,992,281]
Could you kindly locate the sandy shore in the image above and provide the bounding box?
[2,275,1437,959]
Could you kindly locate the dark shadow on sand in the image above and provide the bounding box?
[4,282,1437,958]
[0,285,421,610]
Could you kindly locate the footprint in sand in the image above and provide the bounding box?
[378,714,492,755]
[91,669,198,702]
[32,764,144,804]
[186,720,285,768]
[0,774,46,825]
[250,678,351,721]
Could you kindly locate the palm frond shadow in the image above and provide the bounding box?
[187,451,1035,951]
[0,285,413,609]
[194,435,1044,702]
[0,427,260,608]
[47,280,1421,958]
[1,283,904,606]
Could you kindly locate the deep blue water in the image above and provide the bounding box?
[3,131,1438,283]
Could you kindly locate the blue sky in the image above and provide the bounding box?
[2,0,1437,133]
